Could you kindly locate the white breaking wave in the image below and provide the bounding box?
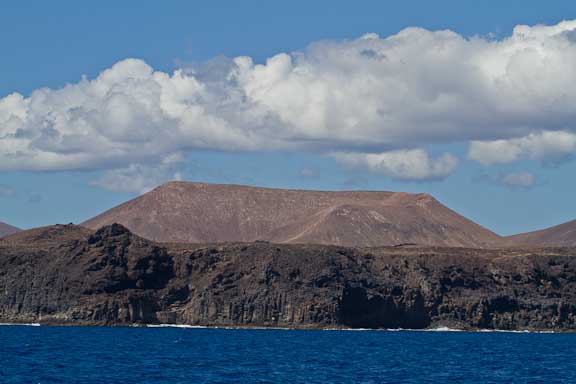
[477,329,556,334]
[0,322,557,333]
[427,326,464,332]
[144,324,295,331]
[145,324,209,329]
[324,326,558,333]
[0,323,41,327]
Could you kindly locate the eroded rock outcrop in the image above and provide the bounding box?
[1,224,576,331]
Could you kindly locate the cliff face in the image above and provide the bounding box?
[82,181,502,248]
[1,224,576,331]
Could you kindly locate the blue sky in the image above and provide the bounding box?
[1,0,575,235]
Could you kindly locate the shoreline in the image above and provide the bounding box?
[0,322,565,333]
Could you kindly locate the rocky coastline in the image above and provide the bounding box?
[1,223,576,332]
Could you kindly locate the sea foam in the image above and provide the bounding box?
[0,323,41,327]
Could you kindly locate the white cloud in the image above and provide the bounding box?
[3,20,576,179]
[497,172,537,189]
[332,149,458,181]
[468,130,576,165]
[91,153,184,194]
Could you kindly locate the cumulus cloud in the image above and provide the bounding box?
[469,131,576,165]
[91,154,184,194]
[3,20,576,182]
[332,149,458,181]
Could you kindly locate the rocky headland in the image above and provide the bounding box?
[1,223,576,331]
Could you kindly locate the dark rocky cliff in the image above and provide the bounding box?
[1,224,576,331]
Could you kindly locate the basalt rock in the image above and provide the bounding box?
[1,224,576,331]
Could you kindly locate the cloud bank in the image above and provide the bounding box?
[3,20,576,189]
[469,131,576,165]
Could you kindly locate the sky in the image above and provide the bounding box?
[1,0,576,235]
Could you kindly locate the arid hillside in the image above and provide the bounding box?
[506,220,576,247]
[82,181,502,248]
[0,221,20,238]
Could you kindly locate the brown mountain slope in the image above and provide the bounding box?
[82,181,501,248]
[506,220,576,247]
[1,224,92,246]
[0,221,20,238]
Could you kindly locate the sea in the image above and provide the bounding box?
[1,325,575,383]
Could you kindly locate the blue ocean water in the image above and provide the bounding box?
[1,326,575,383]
